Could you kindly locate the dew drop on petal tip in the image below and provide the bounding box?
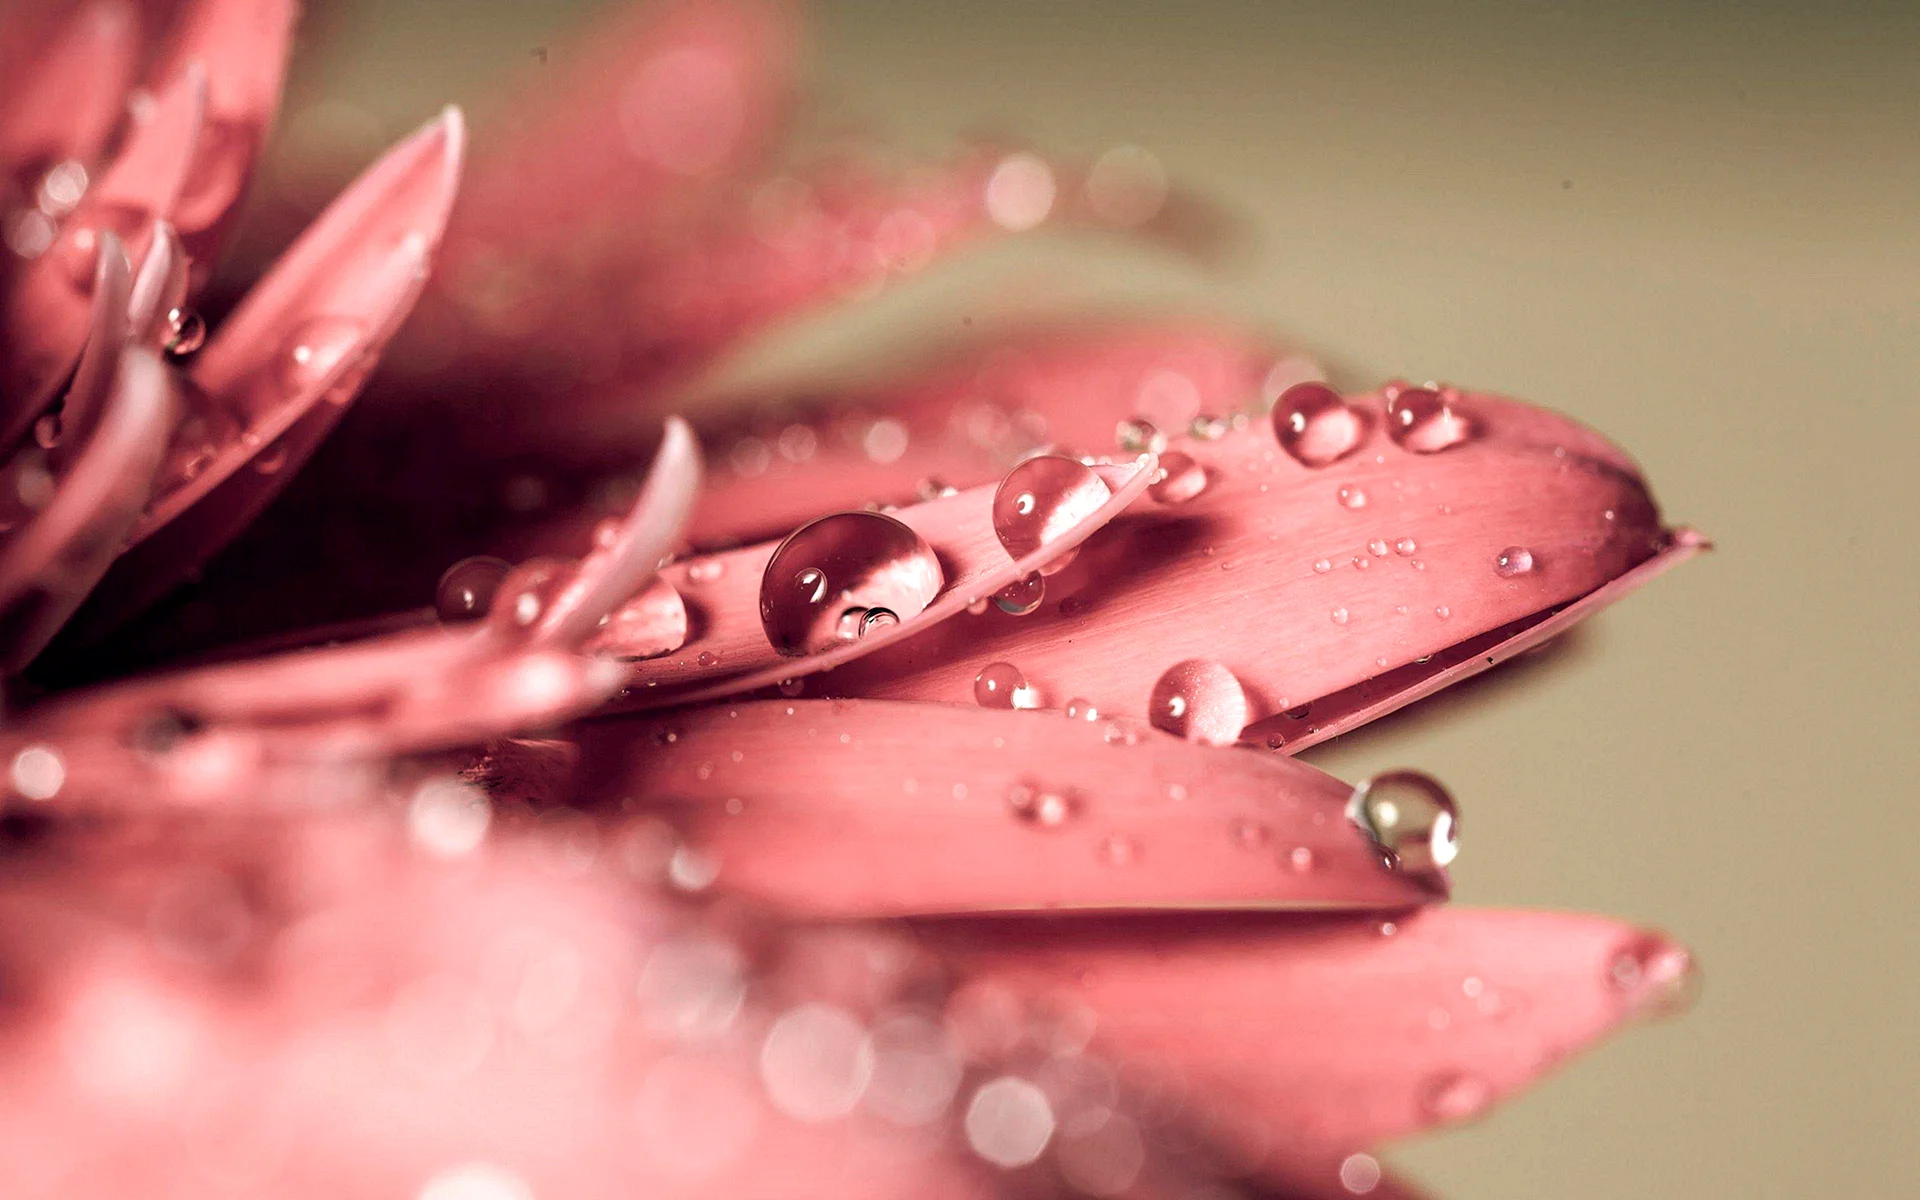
[993,455,1111,570]
[1608,936,1698,1019]
[435,556,512,623]
[1346,771,1458,881]
[759,512,943,656]
[1148,660,1249,746]
[1272,382,1364,466]
[993,572,1045,616]
[1386,385,1472,453]
[1495,546,1535,577]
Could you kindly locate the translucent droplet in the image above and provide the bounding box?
[993,571,1045,616]
[1608,935,1698,1019]
[1418,1071,1494,1123]
[1095,833,1139,866]
[1115,418,1166,454]
[1337,484,1368,510]
[1286,845,1316,873]
[1148,659,1249,746]
[1368,539,1389,557]
[485,558,570,634]
[1148,451,1209,503]
[1229,818,1271,849]
[1393,537,1418,556]
[1007,784,1072,827]
[1330,606,1350,625]
[1313,558,1333,574]
[992,454,1111,570]
[1063,697,1099,721]
[164,308,206,357]
[436,556,513,623]
[974,661,1038,710]
[759,512,943,655]
[777,677,805,697]
[696,650,721,667]
[685,558,723,586]
[1495,546,1536,577]
[276,316,367,394]
[1347,771,1458,880]
[1386,386,1472,453]
[1272,382,1363,466]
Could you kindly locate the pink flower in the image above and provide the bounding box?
[0,2,1706,1197]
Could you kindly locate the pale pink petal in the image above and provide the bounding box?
[47,225,134,457]
[0,63,205,447]
[59,108,467,647]
[821,387,1691,747]
[145,0,298,276]
[0,0,139,176]
[0,348,173,670]
[615,454,1156,706]
[123,219,187,346]
[932,906,1695,1184]
[578,698,1441,917]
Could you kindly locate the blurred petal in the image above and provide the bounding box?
[931,906,1695,1179]
[50,225,134,457]
[60,107,467,646]
[124,219,187,346]
[0,62,205,447]
[615,453,1156,707]
[0,348,173,670]
[578,698,1442,917]
[0,0,138,177]
[824,388,1690,747]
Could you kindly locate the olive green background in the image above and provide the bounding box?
[266,2,1918,1196]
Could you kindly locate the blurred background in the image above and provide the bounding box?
[243,2,1918,1197]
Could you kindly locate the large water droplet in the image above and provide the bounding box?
[436,556,513,623]
[759,512,944,656]
[1386,386,1471,453]
[164,307,205,357]
[1347,771,1458,880]
[1272,382,1363,466]
[992,455,1111,571]
[1148,451,1209,503]
[993,571,1045,616]
[1495,546,1536,577]
[1148,659,1249,746]
[276,316,367,395]
[974,662,1038,710]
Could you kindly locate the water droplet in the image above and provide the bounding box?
[1435,604,1451,619]
[1286,845,1317,873]
[276,316,367,394]
[435,556,513,623]
[1313,558,1333,573]
[1386,386,1472,453]
[758,512,943,655]
[1148,451,1209,504]
[1352,555,1371,570]
[993,454,1111,569]
[697,650,720,667]
[1095,833,1139,866]
[1148,659,1249,746]
[1495,546,1536,577]
[163,308,205,357]
[1608,935,1698,1018]
[974,662,1039,710]
[1008,784,1072,827]
[1330,606,1350,625]
[1347,771,1458,880]
[1188,414,1230,440]
[993,571,1045,616]
[1229,818,1271,849]
[1115,418,1165,454]
[1368,539,1389,557]
[1337,484,1369,510]
[1418,1071,1494,1123]
[684,558,724,584]
[1393,537,1417,556]
[1063,697,1099,721]
[1272,382,1364,466]
[485,558,569,633]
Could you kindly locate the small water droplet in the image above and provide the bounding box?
[1608,935,1698,1019]
[758,512,943,655]
[1096,833,1139,866]
[1229,818,1271,849]
[276,316,367,394]
[1337,484,1368,510]
[1271,382,1363,466]
[993,454,1111,568]
[1368,539,1389,557]
[1495,546,1536,577]
[685,558,725,584]
[697,650,720,667]
[1285,845,1316,873]
[1330,606,1350,625]
[1148,451,1209,503]
[1115,418,1165,454]
[1393,537,1417,556]
[975,662,1039,710]
[1435,604,1451,619]
[436,556,513,623]
[1008,784,1072,827]
[1347,771,1458,881]
[993,571,1045,616]
[1386,386,1472,453]
[1148,659,1249,746]
[1063,697,1099,721]
[1313,558,1333,574]
[1352,555,1371,570]
[1418,1071,1494,1123]
[164,307,206,357]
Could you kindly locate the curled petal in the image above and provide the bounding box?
[0,62,205,446]
[0,0,138,175]
[578,698,1442,917]
[124,218,187,345]
[49,226,133,458]
[0,348,174,670]
[827,388,1693,746]
[145,0,297,274]
[60,107,467,646]
[615,453,1156,707]
[931,906,1695,1181]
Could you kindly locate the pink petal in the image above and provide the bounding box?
[615,454,1156,707]
[144,0,298,278]
[123,218,187,346]
[683,320,1305,548]
[0,348,174,671]
[48,225,134,458]
[0,62,206,449]
[0,0,139,175]
[819,387,1692,746]
[577,698,1441,917]
[60,108,467,647]
[930,906,1695,1184]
